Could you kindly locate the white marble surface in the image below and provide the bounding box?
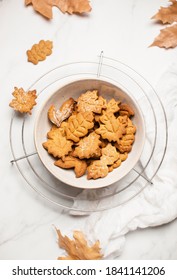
[0,0,177,260]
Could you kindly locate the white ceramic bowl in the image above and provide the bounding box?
[34,79,145,189]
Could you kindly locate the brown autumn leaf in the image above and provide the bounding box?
[152,0,177,24]
[150,24,177,48]
[56,229,103,260]
[25,0,91,19]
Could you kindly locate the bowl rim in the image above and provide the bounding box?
[34,78,146,189]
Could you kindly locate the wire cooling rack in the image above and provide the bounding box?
[9,53,168,212]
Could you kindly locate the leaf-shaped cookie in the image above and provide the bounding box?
[55,156,87,177]
[9,87,37,114]
[66,112,94,142]
[115,118,136,153]
[77,90,106,114]
[95,112,127,143]
[119,103,134,117]
[73,132,102,159]
[101,143,120,165]
[152,0,177,24]
[150,24,177,48]
[106,98,120,114]
[48,98,75,127]
[56,229,103,260]
[43,126,73,158]
[25,0,91,19]
[87,160,109,180]
[27,40,53,64]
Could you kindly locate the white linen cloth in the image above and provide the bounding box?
[67,64,177,259]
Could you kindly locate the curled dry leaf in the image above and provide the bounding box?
[150,23,177,48]
[25,0,91,19]
[56,229,103,260]
[152,0,177,24]
[57,0,92,15]
[48,98,75,127]
[9,87,37,114]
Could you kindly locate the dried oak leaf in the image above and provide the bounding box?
[56,229,103,260]
[43,126,73,158]
[152,0,177,24]
[25,0,91,19]
[57,0,92,15]
[87,160,109,179]
[101,143,120,165]
[55,156,87,177]
[150,23,177,48]
[9,87,37,114]
[66,112,94,142]
[48,98,75,127]
[77,90,106,114]
[95,113,127,143]
[72,132,102,159]
[27,40,53,65]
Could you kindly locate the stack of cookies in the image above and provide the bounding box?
[43,90,136,180]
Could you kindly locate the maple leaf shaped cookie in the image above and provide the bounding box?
[9,87,37,114]
[56,229,103,260]
[66,112,94,142]
[87,160,109,180]
[55,156,87,177]
[95,113,127,143]
[73,132,102,159]
[48,98,75,127]
[43,126,73,158]
[27,40,53,64]
[77,90,106,114]
[101,143,120,165]
[105,98,120,114]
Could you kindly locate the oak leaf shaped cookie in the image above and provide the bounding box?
[87,160,109,180]
[54,156,87,177]
[43,126,73,158]
[95,113,127,143]
[56,229,103,260]
[101,143,120,165]
[115,118,136,153]
[66,112,94,142]
[25,0,91,19]
[48,98,75,127]
[9,87,37,114]
[73,132,102,159]
[77,90,106,114]
[27,40,53,64]
[150,23,177,49]
[152,0,177,24]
